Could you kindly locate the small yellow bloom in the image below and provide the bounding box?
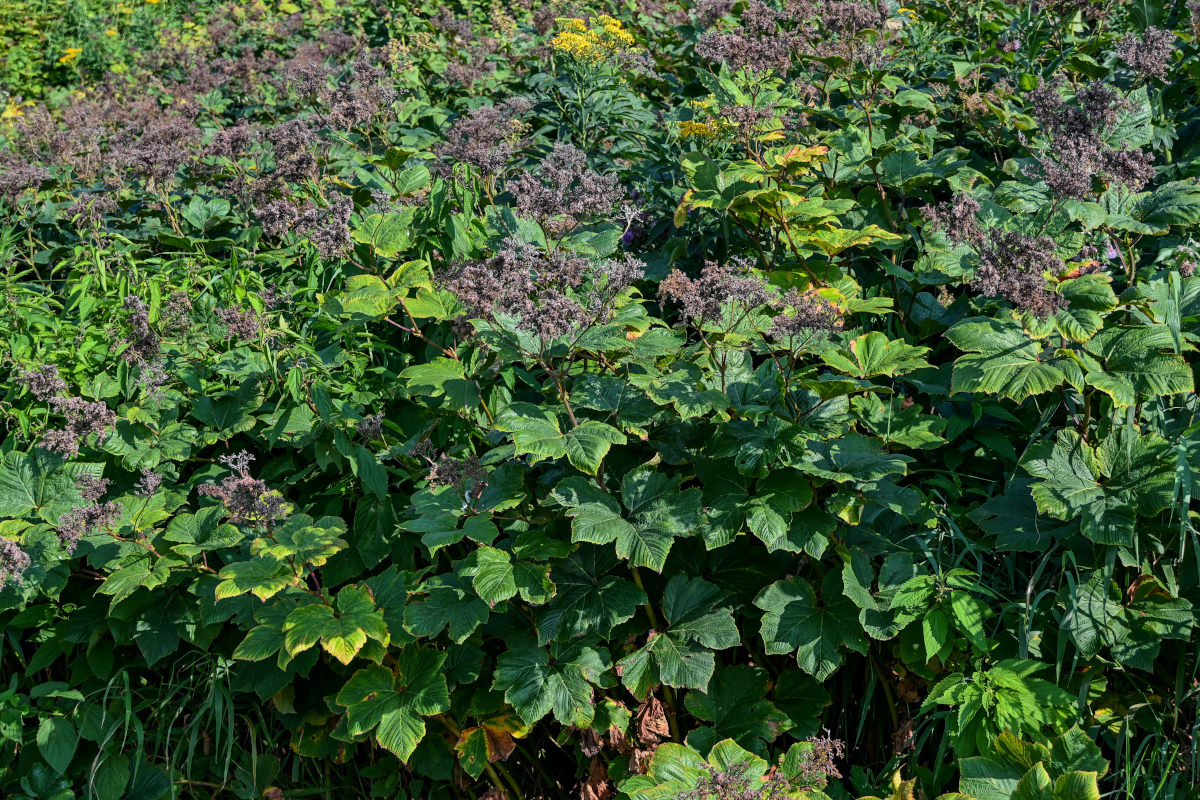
[549,15,640,66]
[105,28,118,36]
[58,47,83,64]
[2,101,24,119]
[678,120,719,141]
[146,0,161,5]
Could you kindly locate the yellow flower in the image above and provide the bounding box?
[146,0,161,5]
[2,101,24,119]
[549,15,641,66]
[58,47,83,64]
[678,120,719,141]
[105,28,118,36]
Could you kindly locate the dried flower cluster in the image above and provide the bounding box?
[679,761,790,800]
[510,143,625,236]
[134,469,163,498]
[696,1,796,73]
[443,237,644,341]
[160,291,194,334]
[298,195,354,258]
[254,194,353,257]
[659,258,774,325]
[198,451,291,525]
[16,364,67,401]
[923,192,984,247]
[0,538,32,589]
[357,413,384,441]
[1116,27,1176,81]
[326,55,399,129]
[122,296,161,363]
[696,0,891,73]
[41,397,117,456]
[770,288,844,341]
[972,230,1067,319]
[438,99,532,177]
[57,474,120,554]
[217,306,264,340]
[0,158,50,202]
[427,453,488,492]
[66,194,119,229]
[1026,79,1155,196]
[794,736,845,788]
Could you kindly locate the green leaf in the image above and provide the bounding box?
[492,638,612,726]
[402,358,480,410]
[821,332,931,378]
[563,421,626,475]
[619,629,716,697]
[215,557,295,602]
[466,545,519,607]
[92,754,131,800]
[1011,763,1053,800]
[252,515,348,567]
[554,470,702,572]
[1023,428,1174,546]
[355,445,389,501]
[36,717,77,775]
[959,756,1024,800]
[841,548,921,639]
[797,224,903,256]
[950,591,991,653]
[459,543,556,608]
[617,576,738,696]
[162,506,243,558]
[799,433,913,483]
[1137,180,1200,227]
[537,546,646,644]
[232,603,291,664]
[191,378,263,436]
[945,317,1067,401]
[282,585,389,664]
[403,572,490,643]
[336,647,450,761]
[1053,771,1100,800]
[922,606,952,662]
[663,575,740,650]
[684,665,787,756]
[0,450,98,522]
[1082,325,1193,407]
[755,571,866,680]
[352,209,418,258]
[1064,572,1118,659]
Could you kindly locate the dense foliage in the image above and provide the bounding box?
[2,0,1200,798]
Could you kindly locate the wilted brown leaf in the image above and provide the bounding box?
[579,727,603,757]
[580,758,614,800]
[629,746,656,775]
[635,697,669,744]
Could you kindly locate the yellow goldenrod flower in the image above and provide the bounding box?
[678,120,719,141]
[550,15,641,66]
[58,47,83,64]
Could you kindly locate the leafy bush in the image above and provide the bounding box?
[1,0,1200,798]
